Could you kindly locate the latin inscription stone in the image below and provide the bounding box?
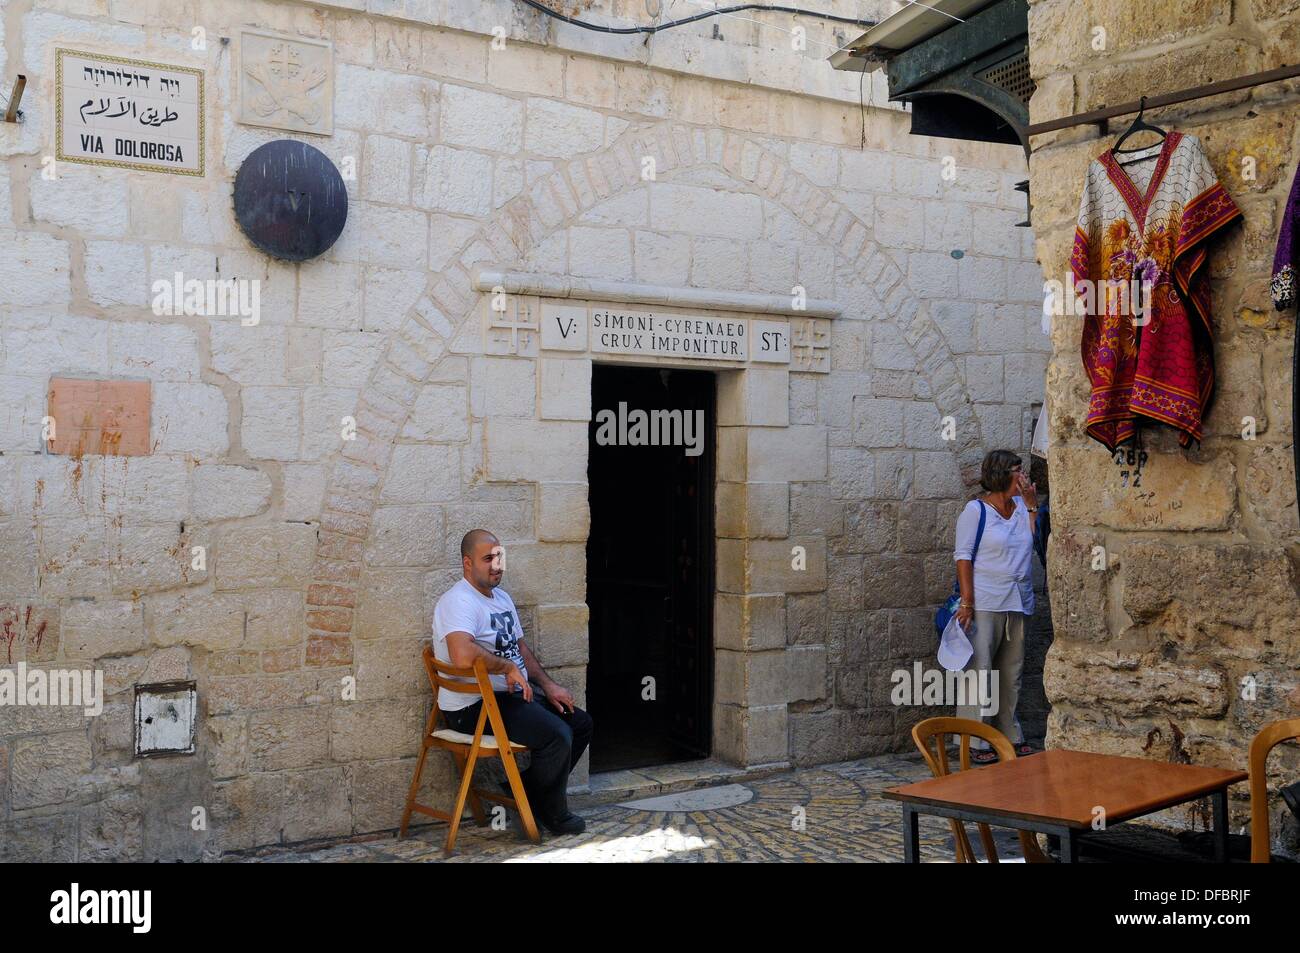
[591,307,748,361]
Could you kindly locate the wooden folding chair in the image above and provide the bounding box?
[1249,717,1300,863]
[911,716,1051,863]
[399,644,540,855]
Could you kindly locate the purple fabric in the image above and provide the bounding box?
[1273,162,1300,311]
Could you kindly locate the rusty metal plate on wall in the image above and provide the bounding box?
[135,681,197,757]
[233,139,347,261]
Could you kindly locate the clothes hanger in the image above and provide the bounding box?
[1111,96,1168,164]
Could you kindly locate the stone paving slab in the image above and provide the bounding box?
[226,752,1030,863]
[579,756,786,806]
[616,783,755,812]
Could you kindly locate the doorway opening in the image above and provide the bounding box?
[586,364,715,773]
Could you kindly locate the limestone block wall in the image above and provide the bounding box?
[0,0,1043,860]
[1027,0,1300,855]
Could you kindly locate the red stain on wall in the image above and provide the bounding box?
[0,608,16,664]
[0,604,60,663]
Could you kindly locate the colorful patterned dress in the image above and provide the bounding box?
[1072,132,1242,449]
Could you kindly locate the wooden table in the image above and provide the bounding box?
[882,749,1248,863]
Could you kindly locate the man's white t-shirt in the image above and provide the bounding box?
[432,578,528,712]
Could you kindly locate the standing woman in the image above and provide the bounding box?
[953,449,1038,762]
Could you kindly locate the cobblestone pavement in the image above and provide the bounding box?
[229,753,1028,863]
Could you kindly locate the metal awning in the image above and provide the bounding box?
[831,0,1032,151]
[829,0,999,71]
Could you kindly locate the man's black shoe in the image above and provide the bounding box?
[539,812,585,835]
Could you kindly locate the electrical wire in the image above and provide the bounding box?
[516,1,876,33]
[672,0,860,55]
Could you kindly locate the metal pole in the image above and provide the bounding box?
[1212,789,1230,863]
[1025,63,1300,138]
[2,74,25,123]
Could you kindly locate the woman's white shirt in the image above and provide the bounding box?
[952,496,1034,614]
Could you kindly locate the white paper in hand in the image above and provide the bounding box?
[1030,398,1049,459]
[937,614,973,672]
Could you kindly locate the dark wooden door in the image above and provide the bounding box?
[665,371,713,756]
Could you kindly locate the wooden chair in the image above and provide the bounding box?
[911,716,1051,863]
[399,645,540,855]
[1249,717,1300,863]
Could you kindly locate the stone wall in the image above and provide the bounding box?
[1027,0,1300,856]
[0,0,1044,860]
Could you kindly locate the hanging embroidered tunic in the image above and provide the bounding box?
[1272,161,1300,311]
[1072,132,1242,449]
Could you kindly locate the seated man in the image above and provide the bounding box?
[432,528,593,835]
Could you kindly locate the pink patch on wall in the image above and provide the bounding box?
[47,378,151,456]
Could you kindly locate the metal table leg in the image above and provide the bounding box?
[1212,788,1229,863]
[903,805,920,863]
[1060,827,1079,863]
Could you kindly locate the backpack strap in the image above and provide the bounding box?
[971,500,988,565]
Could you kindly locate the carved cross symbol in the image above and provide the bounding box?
[489,298,539,355]
[791,318,830,373]
[267,43,300,79]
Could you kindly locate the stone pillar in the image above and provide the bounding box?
[483,353,593,784]
[713,367,828,766]
[1027,0,1300,855]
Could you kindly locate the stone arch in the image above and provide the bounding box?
[299,119,986,665]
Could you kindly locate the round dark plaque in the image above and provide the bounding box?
[233,140,348,261]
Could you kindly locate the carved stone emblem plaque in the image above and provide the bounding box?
[237,29,333,136]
